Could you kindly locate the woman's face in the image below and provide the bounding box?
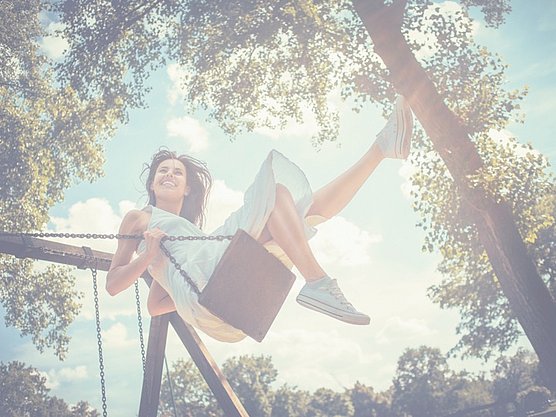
[150,158,189,202]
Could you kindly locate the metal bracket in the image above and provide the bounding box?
[14,234,36,259]
[78,246,96,270]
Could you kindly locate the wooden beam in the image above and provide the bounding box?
[139,315,170,417]
[169,313,249,417]
[0,234,112,271]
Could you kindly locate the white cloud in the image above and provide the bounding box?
[174,325,384,392]
[103,322,136,349]
[50,197,137,252]
[43,365,88,390]
[166,116,209,153]
[267,328,383,390]
[487,128,541,158]
[251,88,344,141]
[204,179,244,233]
[406,1,479,61]
[167,63,190,105]
[253,110,320,140]
[375,316,437,345]
[399,160,418,200]
[310,216,382,267]
[39,22,68,60]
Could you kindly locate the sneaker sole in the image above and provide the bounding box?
[395,97,413,159]
[296,295,371,325]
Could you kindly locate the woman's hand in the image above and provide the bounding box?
[143,228,167,263]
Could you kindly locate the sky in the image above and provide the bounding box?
[1,1,556,415]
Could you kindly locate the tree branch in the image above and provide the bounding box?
[352,0,407,42]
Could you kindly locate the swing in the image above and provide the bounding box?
[1,229,296,342]
[0,230,272,416]
[161,229,296,342]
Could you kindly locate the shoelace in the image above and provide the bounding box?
[328,280,355,308]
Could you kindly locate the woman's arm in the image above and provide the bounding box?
[106,210,161,296]
[147,280,177,316]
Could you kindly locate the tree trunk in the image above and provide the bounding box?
[352,0,556,389]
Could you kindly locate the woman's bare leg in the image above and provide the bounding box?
[263,184,326,281]
[307,143,384,220]
[308,95,414,220]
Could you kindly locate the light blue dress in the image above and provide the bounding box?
[138,150,324,342]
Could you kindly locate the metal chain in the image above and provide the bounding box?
[0,231,143,240]
[0,231,233,241]
[159,240,203,295]
[92,265,108,417]
[159,234,234,296]
[134,280,146,373]
[0,231,233,295]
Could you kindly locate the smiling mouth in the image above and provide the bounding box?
[161,181,176,187]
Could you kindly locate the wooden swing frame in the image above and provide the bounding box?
[0,233,260,417]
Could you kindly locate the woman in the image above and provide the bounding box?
[106,96,413,342]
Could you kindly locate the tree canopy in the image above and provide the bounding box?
[158,351,552,417]
[0,0,119,358]
[0,361,98,417]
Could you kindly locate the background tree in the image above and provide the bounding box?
[222,355,278,417]
[52,0,556,380]
[392,346,453,417]
[0,361,98,417]
[159,352,553,417]
[306,387,355,417]
[391,346,501,417]
[0,0,119,358]
[159,358,221,417]
[490,349,544,405]
[271,384,311,417]
[348,381,396,417]
[353,0,556,387]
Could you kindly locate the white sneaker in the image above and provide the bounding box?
[375,95,414,159]
[296,276,370,325]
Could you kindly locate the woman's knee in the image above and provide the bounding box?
[275,184,293,205]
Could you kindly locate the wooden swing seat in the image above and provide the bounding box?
[199,229,295,342]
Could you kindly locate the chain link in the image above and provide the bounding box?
[92,265,108,417]
[0,231,233,296]
[0,231,233,241]
[159,240,204,295]
[134,280,146,373]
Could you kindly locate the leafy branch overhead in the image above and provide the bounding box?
[0,0,118,358]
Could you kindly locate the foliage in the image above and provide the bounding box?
[56,0,389,145]
[391,346,501,417]
[491,348,541,403]
[0,361,98,417]
[222,355,278,417]
[271,383,310,417]
[160,352,554,417]
[404,1,555,359]
[0,0,119,358]
[159,358,221,417]
[392,346,454,417]
[348,381,396,417]
[306,387,354,417]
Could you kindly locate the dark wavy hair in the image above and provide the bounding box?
[143,149,212,229]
